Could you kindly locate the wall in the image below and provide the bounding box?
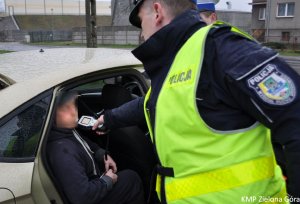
[14,15,112,30]
[72,26,141,45]
[72,10,252,46]
[0,16,18,31]
[251,3,266,41]
[268,0,300,30]
[3,0,111,16]
[0,14,112,42]
[0,30,28,41]
[0,29,72,42]
[217,10,252,33]
[251,0,300,44]
[109,8,253,45]
[267,29,300,46]
[111,0,132,26]
[251,4,266,30]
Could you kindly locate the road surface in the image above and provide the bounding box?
[282,56,300,74]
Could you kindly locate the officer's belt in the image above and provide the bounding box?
[156,156,277,203]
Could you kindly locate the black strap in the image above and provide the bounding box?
[156,165,174,204]
[157,165,174,177]
[147,167,158,204]
[160,175,168,204]
[104,132,110,161]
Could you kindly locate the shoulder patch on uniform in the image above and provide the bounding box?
[247,64,296,105]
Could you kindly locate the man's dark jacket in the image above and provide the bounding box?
[47,127,113,204]
[104,10,300,197]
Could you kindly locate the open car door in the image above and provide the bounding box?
[0,91,52,203]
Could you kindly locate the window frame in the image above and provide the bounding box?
[258,7,266,21]
[40,67,147,170]
[41,66,148,154]
[277,2,295,18]
[0,89,53,163]
[59,66,148,94]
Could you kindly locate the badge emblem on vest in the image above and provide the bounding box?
[247,64,296,105]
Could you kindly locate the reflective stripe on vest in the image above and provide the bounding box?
[144,22,287,203]
[157,156,274,202]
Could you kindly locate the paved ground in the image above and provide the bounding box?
[282,56,300,74]
[0,42,76,52]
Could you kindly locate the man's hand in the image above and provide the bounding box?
[105,169,118,184]
[104,155,117,173]
[92,115,107,135]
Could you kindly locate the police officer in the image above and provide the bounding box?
[93,0,300,203]
[197,0,218,25]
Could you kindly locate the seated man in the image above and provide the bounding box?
[47,92,145,204]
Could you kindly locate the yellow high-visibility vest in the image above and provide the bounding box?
[144,22,288,204]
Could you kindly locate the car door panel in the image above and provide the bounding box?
[0,92,52,204]
[0,162,34,203]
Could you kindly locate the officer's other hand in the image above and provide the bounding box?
[92,115,106,135]
[104,155,117,173]
[105,169,118,184]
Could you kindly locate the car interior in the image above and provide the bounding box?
[42,70,157,204]
[0,79,9,91]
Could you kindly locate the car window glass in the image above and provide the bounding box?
[0,96,51,158]
[0,80,8,90]
[73,77,122,91]
[73,79,107,91]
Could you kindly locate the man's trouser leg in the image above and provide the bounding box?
[100,170,145,204]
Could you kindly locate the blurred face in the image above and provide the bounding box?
[56,99,78,129]
[138,1,173,41]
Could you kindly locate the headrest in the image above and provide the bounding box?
[102,84,132,109]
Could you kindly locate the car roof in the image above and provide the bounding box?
[0,48,142,118]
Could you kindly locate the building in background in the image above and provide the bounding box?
[217,10,251,33]
[0,0,251,45]
[1,0,111,16]
[111,0,251,32]
[0,0,5,15]
[0,0,112,43]
[251,0,300,45]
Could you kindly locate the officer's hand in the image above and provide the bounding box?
[92,115,106,135]
[105,169,118,184]
[104,155,117,173]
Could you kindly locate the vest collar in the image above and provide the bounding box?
[132,9,205,79]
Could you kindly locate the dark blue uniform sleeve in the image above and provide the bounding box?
[104,96,146,129]
[214,30,300,197]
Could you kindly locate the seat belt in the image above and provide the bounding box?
[73,130,98,176]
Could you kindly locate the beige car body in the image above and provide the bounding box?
[0,48,142,204]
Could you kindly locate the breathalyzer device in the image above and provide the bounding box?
[78,115,107,132]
